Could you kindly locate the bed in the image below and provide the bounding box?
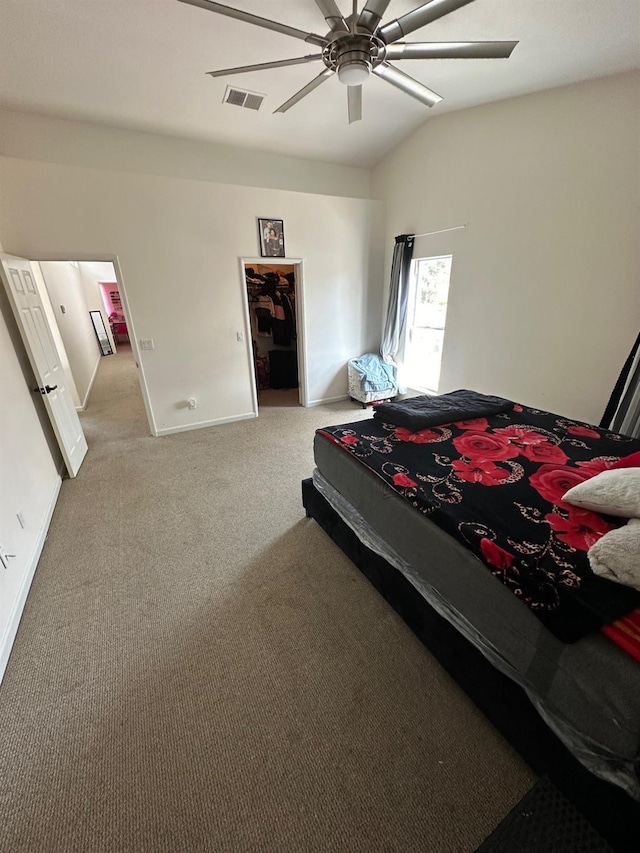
[302,396,640,851]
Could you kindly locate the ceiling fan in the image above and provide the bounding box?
[177,0,518,123]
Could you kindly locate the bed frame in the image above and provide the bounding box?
[302,477,640,852]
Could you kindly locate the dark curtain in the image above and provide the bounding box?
[381,234,414,367]
[600,331,640,437]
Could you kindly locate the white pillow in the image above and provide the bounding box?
[562,468,640,518]
[588,519,640,592]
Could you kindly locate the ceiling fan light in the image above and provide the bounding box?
[337,61,370,86]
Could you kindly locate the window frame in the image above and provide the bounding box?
[403,254,453,394]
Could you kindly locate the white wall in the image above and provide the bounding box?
[0,109,371,200]
[0,158,384,434]
[372,71,640,425]
[39,261,101,410]
[0,252,61,681]
[78,261,117,355]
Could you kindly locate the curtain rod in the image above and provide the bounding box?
[413,224,468,239]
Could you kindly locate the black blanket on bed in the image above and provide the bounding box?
[318,403,640,642]
[373,390,513,430]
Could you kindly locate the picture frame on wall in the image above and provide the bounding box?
[258,218,285,258]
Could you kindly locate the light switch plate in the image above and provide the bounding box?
[139,339,155,351]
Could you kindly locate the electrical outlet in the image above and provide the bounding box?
[17,511,26,529]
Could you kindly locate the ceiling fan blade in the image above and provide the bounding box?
[385,40,518,60]
[347,85,363,123]
[378,0,476,44]
[314,0,349,34]
[274,68,334,114]
[207,55,323,78]
[357,0,393,33]
[177,0,328,48]
[373,62,442,107]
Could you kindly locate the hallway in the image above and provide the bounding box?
[79,344,150,448]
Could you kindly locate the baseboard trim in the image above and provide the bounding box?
[155,412,257,436]
[0,475,62,684]
[75,356,101,412]
[306,394,349,408]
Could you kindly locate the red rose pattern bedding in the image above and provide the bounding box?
[317,404,640,646]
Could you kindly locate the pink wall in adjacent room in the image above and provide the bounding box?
[100,282,121,316]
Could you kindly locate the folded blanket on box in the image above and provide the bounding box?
[349,354,397,393]
[373,389,513,431]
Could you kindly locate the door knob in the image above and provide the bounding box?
[44,385,58,393]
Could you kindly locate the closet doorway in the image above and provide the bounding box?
[241,259,306,410]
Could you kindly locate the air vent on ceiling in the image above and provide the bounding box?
[223,86,265,111]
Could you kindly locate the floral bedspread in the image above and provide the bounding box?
[317,404,640,642]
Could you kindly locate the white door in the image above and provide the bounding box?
[1,254,88,477]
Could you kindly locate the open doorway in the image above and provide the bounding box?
[34,259,151,439]
[242,260,306,409]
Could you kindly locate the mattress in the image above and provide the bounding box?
[313,431,640,799]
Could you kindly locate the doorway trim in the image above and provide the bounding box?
[25,252,157,436]
[239,257,309,414]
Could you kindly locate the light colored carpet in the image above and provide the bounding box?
[0,348,535,852]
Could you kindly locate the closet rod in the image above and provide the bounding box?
[412,224,468,238]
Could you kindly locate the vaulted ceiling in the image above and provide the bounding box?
[1,1,638,167]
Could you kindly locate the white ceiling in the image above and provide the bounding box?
[1,1,639,168]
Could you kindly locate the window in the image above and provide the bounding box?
[403,255,452,393]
